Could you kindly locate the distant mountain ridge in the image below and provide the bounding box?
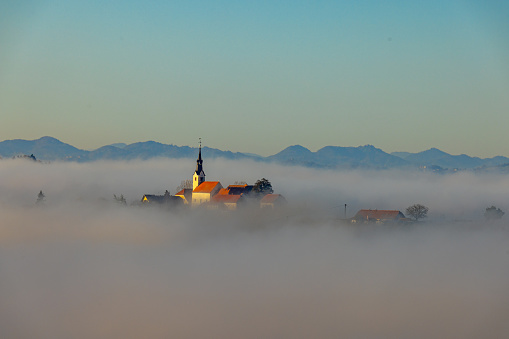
[267,145,409,169]
[390,148,509,170]
[1,136,509,171]
[0,137,257,163]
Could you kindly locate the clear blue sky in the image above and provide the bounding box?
[1,0,508,157]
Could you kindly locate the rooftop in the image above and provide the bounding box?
[212,194,243,203]
[193,181,221,193]
[354,209,405,220]
[260,194,285,204]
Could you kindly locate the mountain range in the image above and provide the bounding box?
[1,136,508,171]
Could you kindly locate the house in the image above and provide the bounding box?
[260,194,287,209]
[208,185,254,210]
[175,188,192,204]
[141,190,183,208]
[226,184,254,196]
[192,181,223,206]
[211,193,245,210]
[351,209,407,224]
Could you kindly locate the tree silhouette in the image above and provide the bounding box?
[36,190,45,204]
[114,194,127,205]
[253,178,273,195]
[176,180,193,192]
[484,206,504,220]
[405,204,429,221]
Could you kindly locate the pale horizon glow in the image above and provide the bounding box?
[1,1,508,157]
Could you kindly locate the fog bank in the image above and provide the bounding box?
[1,159,508,338]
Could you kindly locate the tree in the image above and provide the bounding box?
[176,180,193,192]
[484,206,504,220]
[405,204,429,221]
[114,194,127,205]
[36,190,45,204]
[253,178,273,195]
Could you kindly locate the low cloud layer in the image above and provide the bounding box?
[1,159,508,338]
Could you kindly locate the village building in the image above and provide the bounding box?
[211,192,245,210]
[175,188,192,204]
[260,194,287,209]
[192,181,223,206]
[208,184,257,210]
[351,209,407,224]
[141,190,183,207]
[226,184,254,196]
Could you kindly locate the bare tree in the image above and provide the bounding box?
[405,204,429,221]
[114,194,127,205]
[176,180,193,192]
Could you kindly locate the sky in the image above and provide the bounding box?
[1,0,508,157]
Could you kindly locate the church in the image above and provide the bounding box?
[175,142,286,210]
[174,141,223,206]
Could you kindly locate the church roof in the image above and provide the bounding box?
[193,181,221,193]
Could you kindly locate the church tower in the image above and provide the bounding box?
[193,139,205,190]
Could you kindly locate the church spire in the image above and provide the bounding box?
[193,138,205,190]
[195,138,203,174]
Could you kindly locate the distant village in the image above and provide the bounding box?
[137,144,505,222]
[19,144,506,223]
[140,142,287,211]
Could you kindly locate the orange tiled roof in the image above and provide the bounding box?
[354,209,405,220]
[175,188,192,201]
[212,194,242,203]
[217,188,230,195]
[228,184,247,188]
[260,194,283,204]
[193,181,221,193]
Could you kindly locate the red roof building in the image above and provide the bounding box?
[175,188,192,204]
[352,209,406,223]
[211,194,245,210]
[260,194,287,209]
[192,181,223,206]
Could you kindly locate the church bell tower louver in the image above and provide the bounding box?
[192,138,205,190]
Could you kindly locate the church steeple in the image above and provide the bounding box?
[193,138,205,190]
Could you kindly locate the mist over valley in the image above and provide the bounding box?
[1,158,509,338]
